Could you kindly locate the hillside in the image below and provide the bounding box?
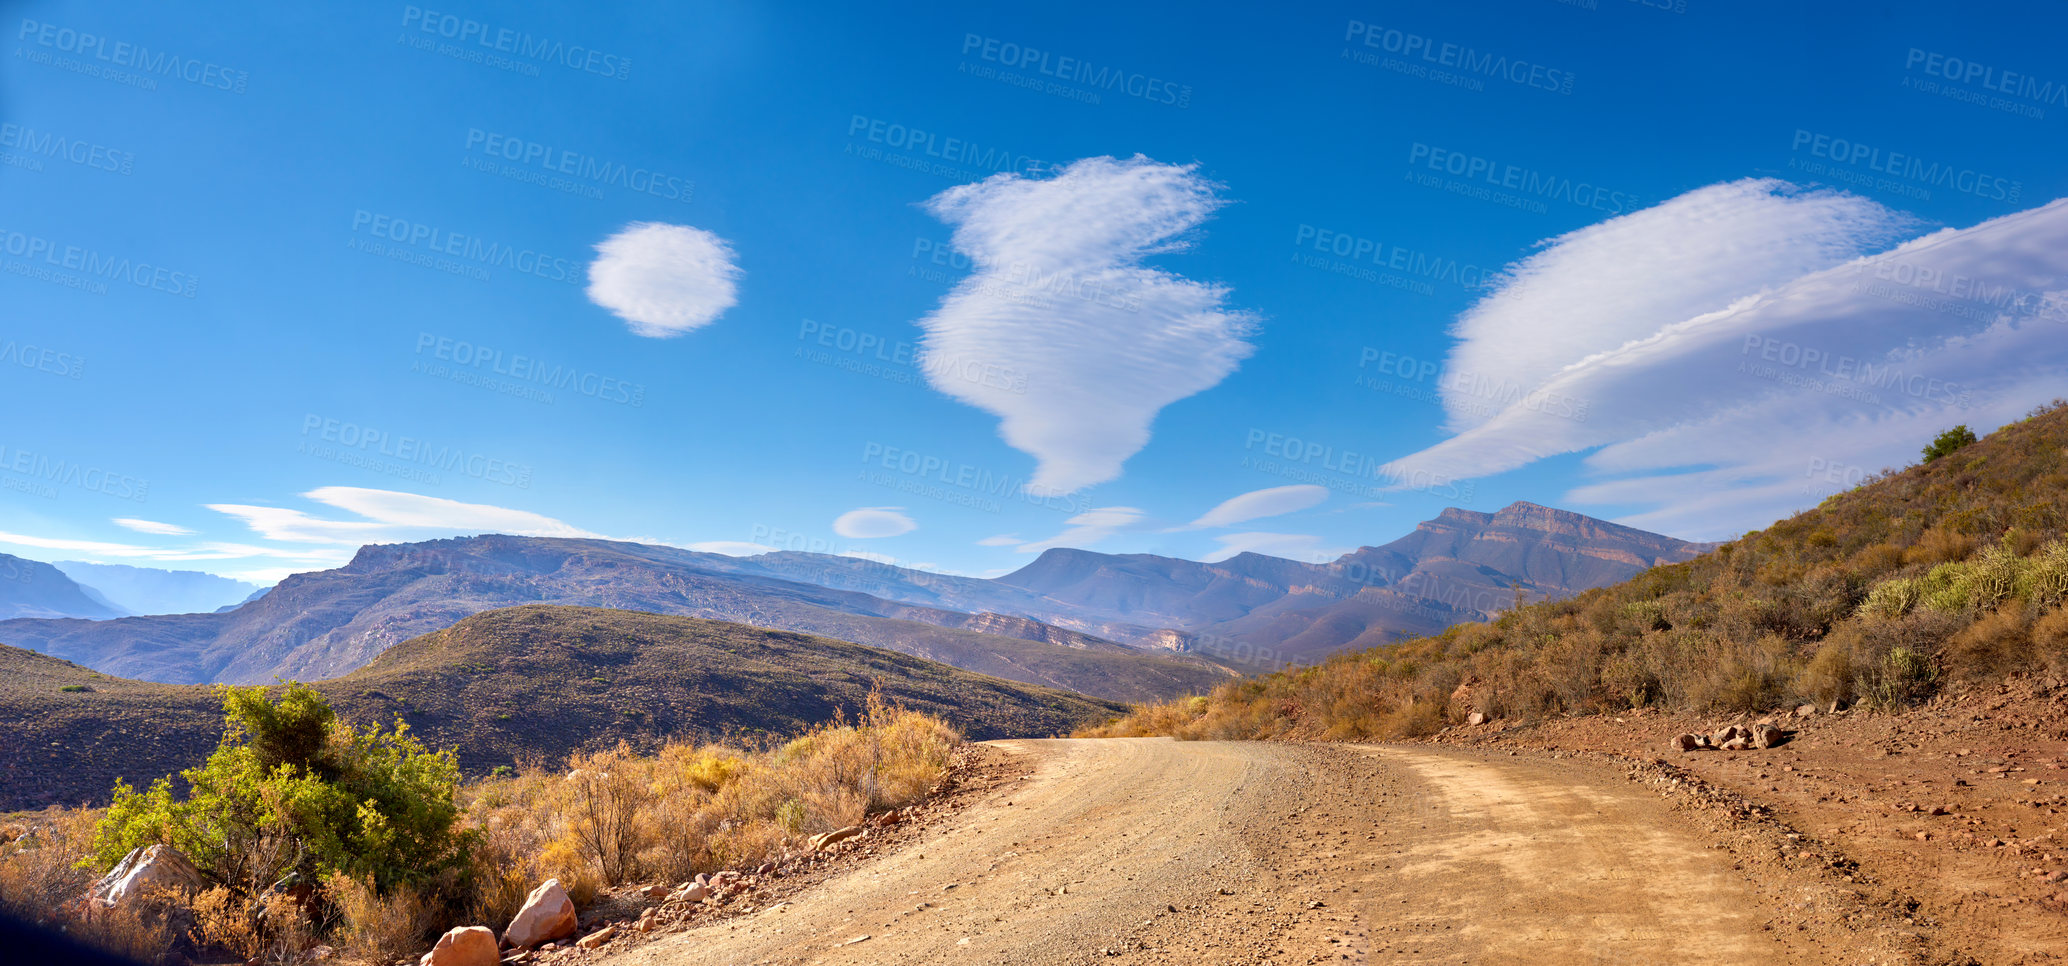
[0,605,1124,810]
[0,552,125,620]
[1088,401,2068,740]
[0,537,1229,703]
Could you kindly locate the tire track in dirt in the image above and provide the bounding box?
[606,739,1894,965]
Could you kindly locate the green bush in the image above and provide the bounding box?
[1922,425,1978,464]
[2022,540,2068,609]
[1866,646,1939,708]
[1860,577,1920,618]
[87,683,466,894]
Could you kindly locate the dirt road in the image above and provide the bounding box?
[612,738,1879,965]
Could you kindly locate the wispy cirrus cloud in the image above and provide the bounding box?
[1182,484,1327,530]
[208,486,605,545]
[915,155,1258,495]
[1014,506,1147,553]
[1200,531,1351,563]
[112,518,194,536]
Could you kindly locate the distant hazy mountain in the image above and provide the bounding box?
[993,502,1712,666]
[54,561,263,616]
[691,502,1710,669]
[0,553,126,620]
[216,585,272,613]
[0,536,1229,702]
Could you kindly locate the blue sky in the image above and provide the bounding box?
[3,0,2065,583]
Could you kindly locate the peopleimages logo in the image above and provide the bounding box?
[958,34,1191,107]
[1788,130,2020,204]
[1343,21,1575,95]
[14,18,250,93]
[0,227,198,297]
[349,210,581,285]
[398,6,631,80]
[463,128,692,203]
[1406,143,1638,214]
[1904,48,2067,109]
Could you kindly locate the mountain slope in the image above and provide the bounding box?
[0,537,1228,702]
[53,561,263,616]
[0,605,1125,810]
[0,552,126,620]
[1089,401,2068,740]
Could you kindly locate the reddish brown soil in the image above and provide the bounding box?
[1431,674,2068,964]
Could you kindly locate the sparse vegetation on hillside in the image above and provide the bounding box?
[0,606,1121,810]
[1,685,959,964]
[1084,401,2068,741]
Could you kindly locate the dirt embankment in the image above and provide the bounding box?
[1431,674,2068,964]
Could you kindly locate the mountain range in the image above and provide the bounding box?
[0,501,1707,702]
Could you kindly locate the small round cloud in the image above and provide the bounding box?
[832,507,917,539]
[586,222,742,337]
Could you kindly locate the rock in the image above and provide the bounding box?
[1711,725,1748,746]
[1720,737,1753,751]
[873,809,904,828]
[576,926,616,950]
[85,845,204,915]
[1795,704,1817,718]
[642,884,669,899]
[1466,712,1487,726]
[505,879,578,949]
[811,826,864,851]
[1752,723,1784,749]
[1670,733,1702,753]
[421,926,498,966]
[670,882,710,903]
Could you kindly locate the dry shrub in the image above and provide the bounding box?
[564,745,648,885]
[327,873,437,964]
[2032,608,2068,673]
[189,886,259,959]
[1945,605,2034,680]
[1905,527,1974,566]
[70,890,181,963]
[1847,542,1907,577]
[0,807,96,925]
[446,691,958,905]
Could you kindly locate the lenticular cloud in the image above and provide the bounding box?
[914,155,1257,495]
[1439,178,1918,432]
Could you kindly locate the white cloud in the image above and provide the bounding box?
[914,155,1258,494]
[112,517,194,536]
[831,507,917,539]
[1015,506,1147,553]
[586,222,742,337]
[975,534,1021,547]
[1386,193,2068,539]
[1201,531,1351,563]
[1438,179,1916,433]
[0,531,346,565]
[209,486,605,545]
[1183,484,1327,529]
[683,541,778,556]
